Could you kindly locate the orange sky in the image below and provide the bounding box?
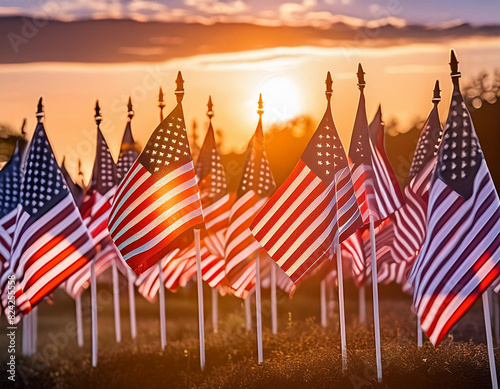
[1,37,499,181]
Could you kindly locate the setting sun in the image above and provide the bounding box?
[254,75,301,124]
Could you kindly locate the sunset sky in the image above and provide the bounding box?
[0,1,499,180]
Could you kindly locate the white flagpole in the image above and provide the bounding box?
[359,285,366,324]
[211,288,218,334]
[483,291,499,389]
[494,293,500,346]
[369,219,383,383]
[22,315,30,356]
[245,293,252,331]
[271,262,278,335]
[417,317,423,347]
[255,251,264,363]
[76,294,84,347]
[112,261,121,343]
[320,279,327,328]
[158,261,166,350]
[336,244,348,370]
[128,270,137,340]
[31,306,38,355]
[194,229,206,370]
[90,258,98,367]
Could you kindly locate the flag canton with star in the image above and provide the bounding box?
[22,125,69,217]
[91,130,117,194]
[0,149,21,218]
[302,105,349,183]
[237,125,275,198]
[116,122,140,183]
[195,123,227,203]
[348,94,372,166]
[138,104,191,175]
[409,105,443,182]
[436,90,482,199]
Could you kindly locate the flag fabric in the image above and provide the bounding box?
[116,119,141,184]
[225,107,276,298]
[108,100,204,275]
[348,77,403,225]
[81,128,117,248]
[2,122,95,318]
[60,158,84,208]
[0,143,22,289]
[251,97,363,283]
[64,243,116,299]
[408,70,500,346]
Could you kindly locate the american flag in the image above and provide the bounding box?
[225,95,276,298]
[251,76,362,283]
[349,65,403,225]
[3,121,95,318]
[408,53,500,346]
[81,105,117,249]
[108,74,204,275]
[61,158,84,208]
[116,99,141,184]
[64,243,117,299]
[0,143,22,288]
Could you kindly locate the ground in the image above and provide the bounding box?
[0,276,498,389]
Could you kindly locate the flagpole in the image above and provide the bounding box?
[90,258,98,367]
[158,261,166,350]
[359,285,366,324]
[483,291,499,389]
[128,270,137,340]
[31,306,38,355]
[255,251,264,363]
[417,316,423,347]
[271,262,278,334]
[369,219,383,382]
[76,294,84,347]
[336,244,348,370]
[245,292,252,331]
[212,288,218,334]
[194,229,206,370]
[494,293,500,346]
[320,279,327,328]
[22,315,29,356]
[112,261,121,343]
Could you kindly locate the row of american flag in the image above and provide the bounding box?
[0,50,499,360]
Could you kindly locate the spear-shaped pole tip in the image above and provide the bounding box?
[94,100,102,126]
[432,80,441,104]
[159,87,165,104]
[257,94,264,117]
[325,71,333,101]
[36,97,44,122]
[175,71,185,103]
[127,96,134,121]
[357,63,366,89]
[450,49,460,78]
[207,95,214,120]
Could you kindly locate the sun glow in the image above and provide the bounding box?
[255,75,301,124]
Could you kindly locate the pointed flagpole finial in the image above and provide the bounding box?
[175,71,185,103]
[78,158,83,174]
[36,97,44,122]
[450,49,460,79]
[357,63,366,90]
[207,95,214,120]
[432,80,441,104]
[94,100,102,127]
[20,118,27,135]
[257,94,264,117]
[158,87,165,121]
[127,96,134,121]
[325,71,333,102]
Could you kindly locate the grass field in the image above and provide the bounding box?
[1,274,498,389]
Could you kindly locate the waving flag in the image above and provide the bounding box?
[409,51,500,346]
[81,101,117,249]
[108,72,204,275]
[225,95,276,297]
[349,64,402,224]
[3,111,95,318]
[251,74,362,283]
[60,157,84,208]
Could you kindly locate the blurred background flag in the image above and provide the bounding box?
[108,72,204,275]
[225,94,276,298]
[409,51,500,346]
[3,99,95,318]
[251,72,362,283]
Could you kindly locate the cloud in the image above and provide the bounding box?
[184,0,249,15]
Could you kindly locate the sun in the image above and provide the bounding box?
[255,75,301,123]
